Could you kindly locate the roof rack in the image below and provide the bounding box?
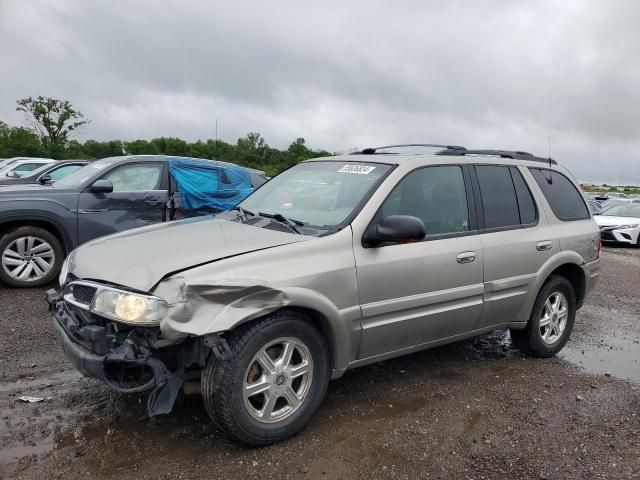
[355,144,467,155]
[436,149,557,165]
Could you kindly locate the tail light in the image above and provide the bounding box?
[595,236,602,259]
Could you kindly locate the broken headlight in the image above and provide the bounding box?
[91,290,168,325]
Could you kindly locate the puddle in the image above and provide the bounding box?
[560,336,640,383]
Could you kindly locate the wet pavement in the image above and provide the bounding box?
[1,246,639,479]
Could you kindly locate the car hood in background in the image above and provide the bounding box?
[68,217,309,292]
[593,215,640,227]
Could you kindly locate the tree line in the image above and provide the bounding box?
[1,96,332,176]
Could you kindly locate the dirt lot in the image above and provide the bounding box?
[1,247,639,479]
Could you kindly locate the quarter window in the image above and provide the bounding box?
[529,168,590,221]
[378,165,470,236]
[103,163,163,192]
[510,167,537,225]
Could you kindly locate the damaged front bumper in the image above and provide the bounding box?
[47,289,196,416]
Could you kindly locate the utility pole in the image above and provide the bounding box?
[215,119,218,159]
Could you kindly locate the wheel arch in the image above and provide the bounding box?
[548,263,586,308]
[513,253,588,328]
[0,216,72,254]
[237,288,356,379]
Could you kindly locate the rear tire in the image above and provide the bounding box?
[510,275,576,357]
[201,311,331,446]
[0,226,63,288]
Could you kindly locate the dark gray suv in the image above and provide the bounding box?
[0,155,265,287]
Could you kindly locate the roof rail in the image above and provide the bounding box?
[436,149,557,165]
[355,144,467,155]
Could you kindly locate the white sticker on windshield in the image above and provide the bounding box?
[338,164,376,174]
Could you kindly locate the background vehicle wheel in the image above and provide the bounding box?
[510,274,576,357]
[0,226,63,288]
[201,311,331,446]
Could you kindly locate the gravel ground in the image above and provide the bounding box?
[1,247,639,479]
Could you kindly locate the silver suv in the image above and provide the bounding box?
[49,144,601,446]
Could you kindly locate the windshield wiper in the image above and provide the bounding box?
[230,206,255,222]
[258,212,305,234]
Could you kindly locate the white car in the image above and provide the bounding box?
[594,203,640,247]
[0,158,55,178]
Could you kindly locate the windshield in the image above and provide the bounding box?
[54,157,120,187]
[238,160,392,234]
[602,204,640,218]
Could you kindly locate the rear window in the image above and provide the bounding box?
[529,168,590,221]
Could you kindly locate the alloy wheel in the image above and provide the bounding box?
[243,337,313,423]
[539,292,569,345]
[2,236,55,282]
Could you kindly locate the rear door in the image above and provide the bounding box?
[76,162,168,244]
[472,164,555,329]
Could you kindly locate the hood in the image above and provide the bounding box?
[69,217,310,292]
[594,215,640,227]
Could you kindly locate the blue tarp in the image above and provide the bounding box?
[167,157,253,212]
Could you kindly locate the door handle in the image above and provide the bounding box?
[536,241,553,251]
[456,251,476,264]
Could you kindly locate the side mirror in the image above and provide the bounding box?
[363,215,426,247]
[38,174,52,185]
[89,179,114,194]
[6,171,17,178]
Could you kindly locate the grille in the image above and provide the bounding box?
[71,284,97,305]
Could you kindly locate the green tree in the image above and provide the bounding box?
[287,137,311,161]
[0,121,47,157]
[81,140,123,159]
[16,96,90,159]
[124,139,160,155]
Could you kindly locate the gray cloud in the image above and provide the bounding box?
[1,0,639,183]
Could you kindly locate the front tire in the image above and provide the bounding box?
[202,311,331,446]
[0,227,63,288]
[510,275,576,357]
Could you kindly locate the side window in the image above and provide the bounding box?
[12,163,44,176]
[529,168,590,221]
[379,165,470,236]
[510,167,537,225]
[48,164,84,181]
[475,165,520,229]
[103,163,163,192]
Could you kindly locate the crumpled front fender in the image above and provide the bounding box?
[153,276,357,377]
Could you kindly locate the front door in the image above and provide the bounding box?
[353,164,485,360]
[77,162,167,244]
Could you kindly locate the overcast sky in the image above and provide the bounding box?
[1,0,639,184]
